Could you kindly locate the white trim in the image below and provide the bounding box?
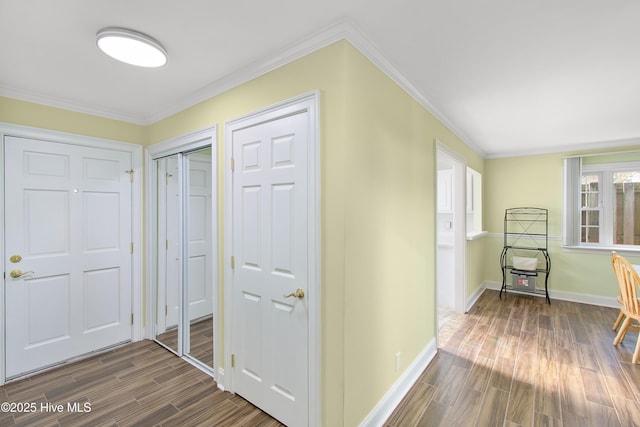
[466,285,486,313]
[485,137,640,160]
[130,146,144,342]
[582,161,640,172]
[359,339,438,427]
[147,127,218,158]
[561,245,640,256]
[483,281,619,308]
[466,231,488,241]
[223,91,321,426]
[485,231,639,255]
[216,368,225,391]
[4,19,640,160]
[144,125,218,377]
[0,20,486,159]
[149,22,344,126]
[0,123,143,385]
[344,25,485,158]
[0,84,150,125]
[563,147,640,160]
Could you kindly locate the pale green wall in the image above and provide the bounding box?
[339,45,485,425]
[0,40,486,426]
[149,40,484,425]
[485,150,640,299]
[0,96,147,144]
[341,46,435,426]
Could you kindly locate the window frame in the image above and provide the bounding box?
[563,155,640,253]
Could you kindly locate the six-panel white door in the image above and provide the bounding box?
[231,111,309,427]
[4,136,133,378]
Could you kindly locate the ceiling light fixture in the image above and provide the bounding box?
[96,27,167,68]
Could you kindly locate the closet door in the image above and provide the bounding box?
[153,146,214,371]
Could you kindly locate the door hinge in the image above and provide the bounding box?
[130,242,134,254]
[166,239,169,250]
[126,169,134,183]
[165,305,168,316]
[231,256,235,269]
[231,354,235,368]
[230,157,235,172]
[130,313,134,325]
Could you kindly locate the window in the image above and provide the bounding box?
[564,153,640,248]
[580,173,601,243]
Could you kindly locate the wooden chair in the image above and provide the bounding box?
[613,298,625,331]
[612,252,625,331]
[611,251,640,363]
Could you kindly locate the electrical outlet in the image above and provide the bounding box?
[395,352,401,371]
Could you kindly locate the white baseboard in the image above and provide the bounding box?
[350,280,617,427]
[466,285,485,312]
[359,339,437,427]
[483,281,618,308]
[217,368,226,391]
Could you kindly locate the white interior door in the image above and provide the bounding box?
[230,111,309,427]
[186,153,213,320]
[4,136,132,378]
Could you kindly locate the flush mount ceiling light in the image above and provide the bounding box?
[96,27,167,68]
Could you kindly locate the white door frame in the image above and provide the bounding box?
[144,126,217,372]
[0,122,143,385]
[223,91,320,426]
[435,142,467,329]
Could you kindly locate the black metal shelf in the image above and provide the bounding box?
[500,207,551,303]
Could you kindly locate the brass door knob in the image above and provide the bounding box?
[283,288,305,299]
[10,269,34,279]
[9,254,22,263]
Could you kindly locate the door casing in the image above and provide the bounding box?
[0,122,143,385]
[223,91,321,426]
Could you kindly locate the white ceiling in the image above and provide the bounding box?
[2,0,640,157]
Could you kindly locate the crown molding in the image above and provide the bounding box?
[4,21,640,160]
[147,19,487,158]
[1,19,486,157]
[145,20,352,124]
[485,136,640,159]
[340,22,486,158]
[0,84,149,125]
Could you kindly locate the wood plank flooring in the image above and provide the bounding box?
[0,340,283,426]
[385,289,640,427]
[2,290,637,426]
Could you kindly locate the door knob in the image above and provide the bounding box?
[9,269,34,279]
[283,288,304,299]
[9,254,22,263]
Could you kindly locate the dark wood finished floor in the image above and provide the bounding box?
[386,289,640,427]
[0,340,283,426]
[4,290,638,426]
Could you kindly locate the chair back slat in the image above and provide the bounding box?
[612,251,640,316]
